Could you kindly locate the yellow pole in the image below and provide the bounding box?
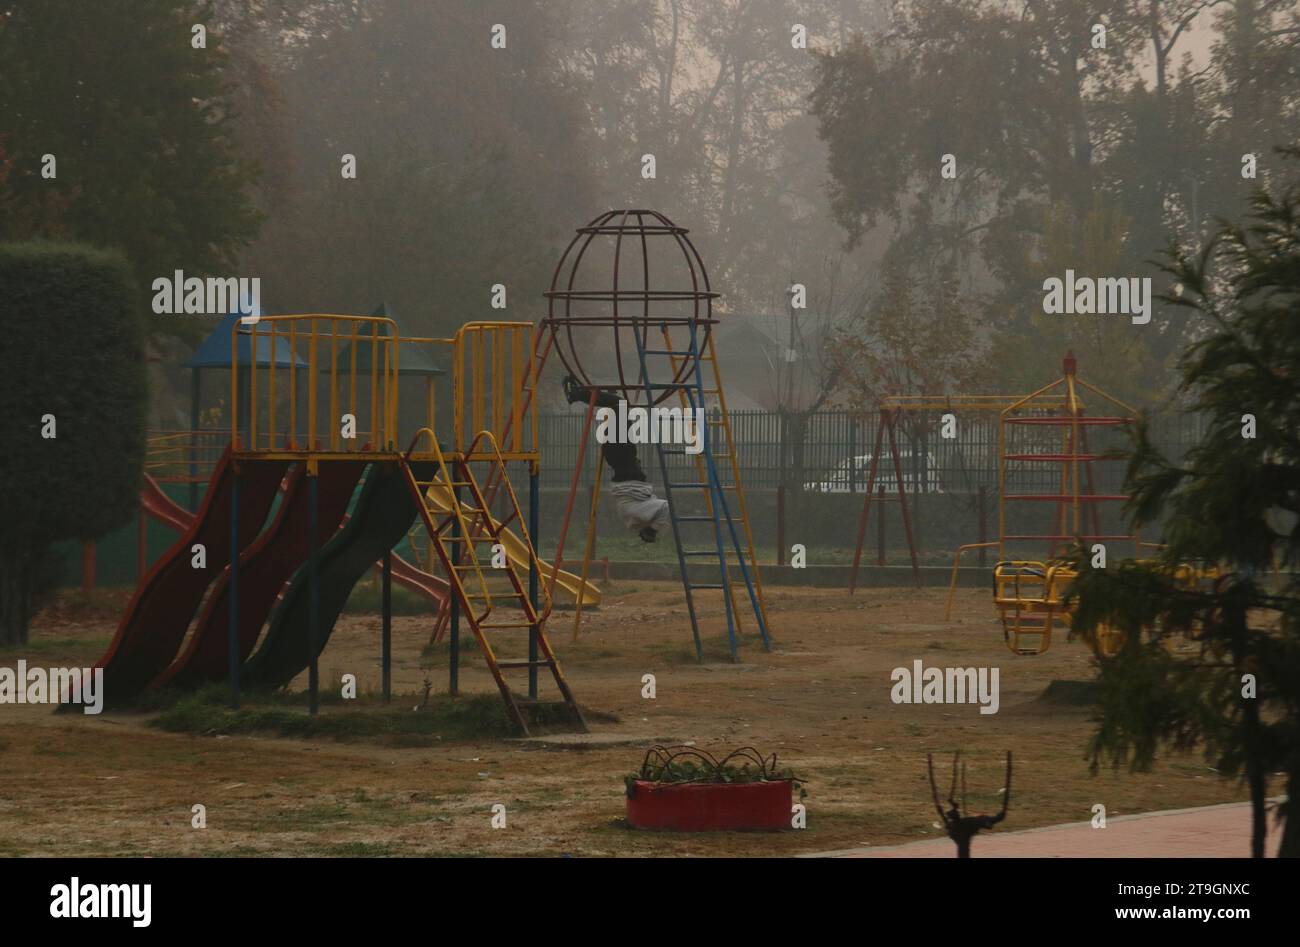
[369,323,379,445]
[269,322,277,447]
[997,408,1006,561]
[289,322,297,446]
[249,323,258,448]
[307,318,318,449]
[230,322,238,448]
[329,321,339,452]
[572,453,605,642]
[454,332,464,453]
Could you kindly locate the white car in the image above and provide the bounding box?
[803,451,945,494]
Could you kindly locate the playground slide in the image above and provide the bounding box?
[384,550,450,603]
[421,480,601,607]
[241,461,438,690]
[150,461,369,691]
[139,474,193,533]
[89,449,289,707]
[141,468,448,612]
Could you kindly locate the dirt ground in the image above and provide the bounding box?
[0,581,1249,857]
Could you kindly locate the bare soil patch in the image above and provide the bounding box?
[0,582,1245,856]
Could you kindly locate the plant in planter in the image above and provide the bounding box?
[625,745,806,832]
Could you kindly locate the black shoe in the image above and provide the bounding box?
[563,373,586,404]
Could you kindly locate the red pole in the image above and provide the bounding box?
[886,416,922,587]
[876,485,886,567]
[848,411,888,593]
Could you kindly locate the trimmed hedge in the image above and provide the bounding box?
[0,241,146,642]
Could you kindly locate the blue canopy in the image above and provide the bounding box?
[185,309,307,370]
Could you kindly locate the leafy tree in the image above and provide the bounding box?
[244,0,597,339]
[809,0,1300,403]
[0,0,262,341]
[1067,150,1300,857]
[562,0,886,312]
[0,242,147,644]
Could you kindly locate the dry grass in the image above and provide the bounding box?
[0,582,1245,856]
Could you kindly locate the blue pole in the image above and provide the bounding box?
[528,463,539,700]
[228,469,240,708]
[308,471,320,716]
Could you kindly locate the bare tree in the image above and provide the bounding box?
[927,751,1013,858]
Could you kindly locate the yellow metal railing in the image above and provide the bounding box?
[230,316,539,460]
[447,322,538,458]
[145,429,229,483]
[233,314,400,453]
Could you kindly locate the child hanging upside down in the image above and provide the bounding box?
[563,374,670,543]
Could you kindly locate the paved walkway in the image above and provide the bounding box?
[809,801,1281,858]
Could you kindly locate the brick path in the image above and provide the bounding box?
[809,801,1281,858]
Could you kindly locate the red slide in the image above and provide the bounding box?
[151,460,369,691]
[384,550,451,604]
[139,473,193,533]
[93,448,289,706]
[138,464,449,691]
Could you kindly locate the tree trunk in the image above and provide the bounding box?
[1230,597,1267,858]
[1279,770,1300,857]
[0,550,34,646]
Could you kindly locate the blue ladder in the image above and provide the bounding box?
[633,319,772,661]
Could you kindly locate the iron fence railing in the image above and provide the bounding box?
[535,408,1208,492]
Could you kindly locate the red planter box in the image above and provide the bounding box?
[626,779,793,831]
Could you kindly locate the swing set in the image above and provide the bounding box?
[846,353,1155,656]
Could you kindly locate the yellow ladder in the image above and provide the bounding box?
[401,429,585,735]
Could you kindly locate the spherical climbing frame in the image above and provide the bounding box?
[538,210,772,662]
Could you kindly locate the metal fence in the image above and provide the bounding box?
[537,407,1209,493]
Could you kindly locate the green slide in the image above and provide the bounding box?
[241,460,437,690]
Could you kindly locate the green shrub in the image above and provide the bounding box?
[0,241,146,644]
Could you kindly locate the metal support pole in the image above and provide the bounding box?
[847,414,856,494]
[228,470,240,708]
[449,465,461,697]
[978,486,988,568]
[528,463,540,700]
[848,411,887,594]
[308,471,320,716]
[876,485,886,567]
[382,549,392,703]
[776,484,786,565]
